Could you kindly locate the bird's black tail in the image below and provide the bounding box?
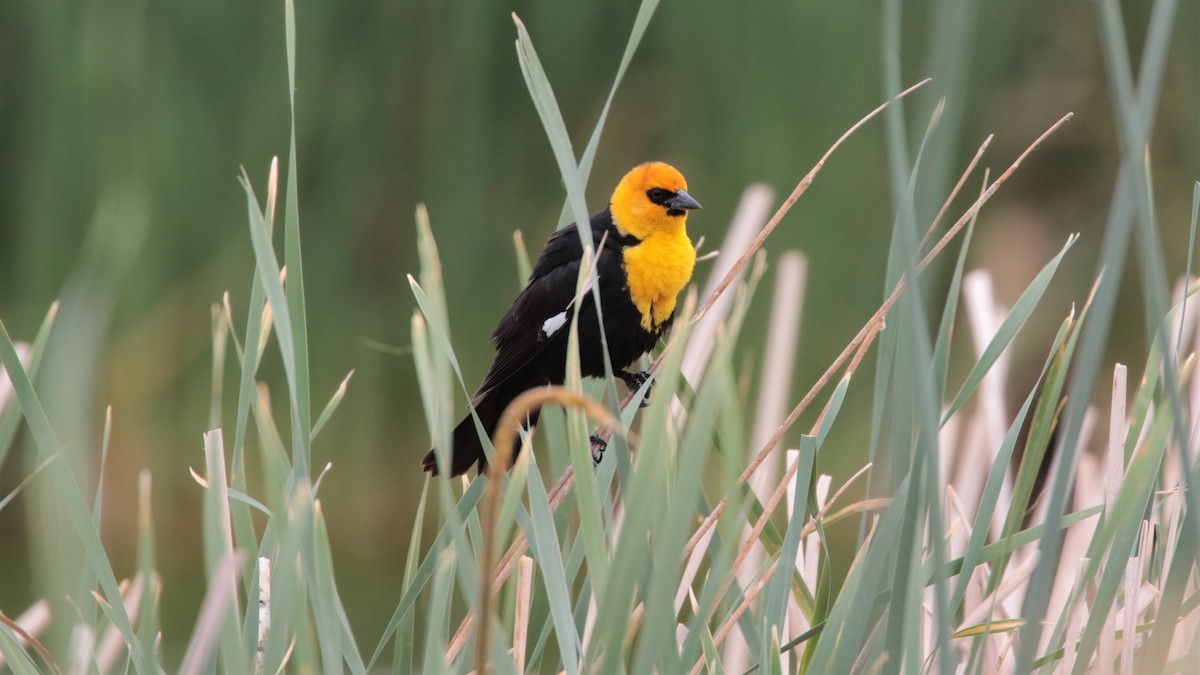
[420,375,543,477]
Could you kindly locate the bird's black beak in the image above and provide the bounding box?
[665,189,702,211]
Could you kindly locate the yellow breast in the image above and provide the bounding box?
[622,232,696,331]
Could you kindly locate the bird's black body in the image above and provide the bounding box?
[421,208,670,476]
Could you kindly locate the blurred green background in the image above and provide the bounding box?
[0,0,1196,657]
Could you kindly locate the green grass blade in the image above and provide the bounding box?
[1172,182,1200,359]
[994,311,1083,588]
[943,234,1078,422]
[511,15,590,234]
[0,302,58,468]
[368,477,486,669]
[886,245,954,675]
[634,334,735,673]
[210,298,258,601]
[554,0,661,228]
[179,552,243,675]
[135,471,159,665]
[766,629,784,675]
[1141,287,1200,670]
[229,272,272,601]
[925,505,1103,585]
[808,477,910,673]
[760,377,851,665]
[210,302,228,431]
[863,98,942,515]
[1014,0,1177,664]
[0,625,41,675]
[522,452,581,674]
[283,129,312,472]
[260,486,310,673]
[526,529,588,670]
[915,0,982,226]
[74,405,112,630]
[420,549,456,674]
[201,431,245,672]
[0,316,148,672]
[949,315,1072,612]
[202,431,236,578]
[251,385,292,511]
[409,209,489,633]
[222,486,271,516]
[303,496,342,675]
[311,501,366,674]
[930,219,975,402]
[698,618,725,675]
[0,454,57,513]
[562,252,611,605]
[511,10,636,444]
[760,436,817,672]
[1070,409,1173,674]
[408,205,485,465]
[237,171,307,473]
[394,479,430,674]
[861,305,897,534]
[493,448,535,587]
[784,505,1104,660]
[591,299,692,672]
[1141,506,1198,672]
[1018,181,1133,669]
[310,371,353,443]
[953,619,1023,639]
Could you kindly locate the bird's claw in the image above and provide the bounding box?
[589,434,608,466]
[619,370,653,408]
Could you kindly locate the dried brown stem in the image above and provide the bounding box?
[0,611,60,675]
[918,134,993,253]
[693,560,778,675]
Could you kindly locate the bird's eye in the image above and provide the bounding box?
[646,187,670,204]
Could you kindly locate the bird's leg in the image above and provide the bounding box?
[589,434,608,466]
[619,370,654,408]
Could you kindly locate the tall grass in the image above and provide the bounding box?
[0,0,1197,673]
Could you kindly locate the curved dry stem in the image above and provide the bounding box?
[474,386,617,674]
[918,134,993,253]
[0,611,60,675]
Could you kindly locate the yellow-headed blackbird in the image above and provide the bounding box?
[421,162,701,476]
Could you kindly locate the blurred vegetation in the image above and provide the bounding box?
[0,0,1197,659]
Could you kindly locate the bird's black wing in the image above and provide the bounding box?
[475,221,607,398]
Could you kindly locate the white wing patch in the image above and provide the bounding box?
[539,273,599,339]
[541,311,569,338]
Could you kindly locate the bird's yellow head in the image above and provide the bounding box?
[609,161,702,241]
